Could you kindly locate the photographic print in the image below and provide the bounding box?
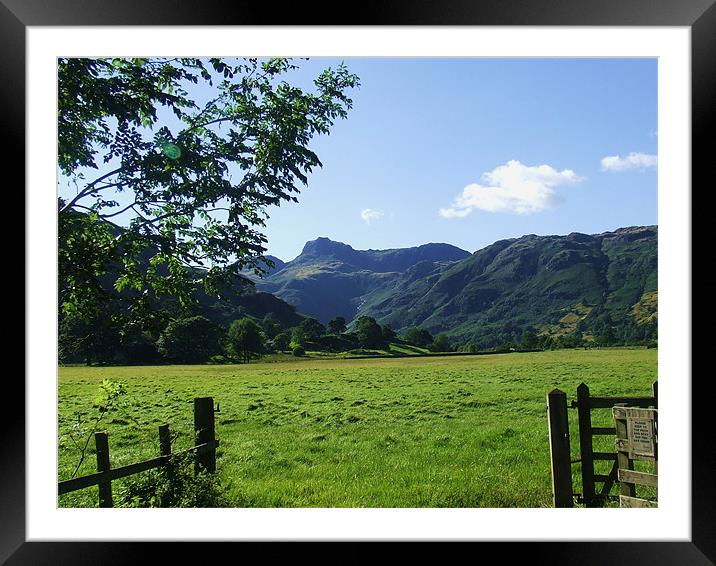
[11,10,708,561]
[56,56,660,510]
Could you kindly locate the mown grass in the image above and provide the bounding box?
[58,348,657,508]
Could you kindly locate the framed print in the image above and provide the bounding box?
[7,0,712,563]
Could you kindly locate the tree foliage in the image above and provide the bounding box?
[520,329,539,350]
[271,332,291,351]
[261,313,283,339]
[226,317,265,362]
[290,325,306,348]
[59,307,121,365]
[327,316,347,335]
[354,316,384,349]
[156,315,222,363]
[58,57,359,327]
[299,317,325,342]
[402,327,433,348]
[117,451,229,508]
[427,334,452,352]
[380,324,396,342]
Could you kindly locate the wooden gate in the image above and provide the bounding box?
[547,382,657,507]
[613,405,658,507]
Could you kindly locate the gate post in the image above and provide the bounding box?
[95,431,113,508]
[576,383,597,507]
[159,424,172,460]
[547,389,573,507]
[614,403,636,499]
[194,397,216,474]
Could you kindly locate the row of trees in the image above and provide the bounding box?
[401,327,452,352]
[461,307,657,351]
[60,305,655,366]
[60,311,305,365]
[287,315,396,353]
[289,317,455,353]
[453,325,657,355]
[59,308,457,366]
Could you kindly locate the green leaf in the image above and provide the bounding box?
[161,142,182,159]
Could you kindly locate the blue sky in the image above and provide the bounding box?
[261,58,657,261]
[58,58,657,263]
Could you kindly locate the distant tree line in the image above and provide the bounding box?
[60,305,656,366]
[60,305,461,366]
[452,321,657,354]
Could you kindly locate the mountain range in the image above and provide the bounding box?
[253,238,471,325]
[250,226,658,347]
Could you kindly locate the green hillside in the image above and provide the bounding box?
[253,226,657,348]
[61,221,657,364]
[191,276,304,330]
[360,226,657,347]
[256,238,471,324]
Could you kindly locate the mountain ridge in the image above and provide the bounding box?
[254,226,657,347]
[255,238,472,323]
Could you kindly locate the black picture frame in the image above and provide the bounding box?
[7,1,710,564]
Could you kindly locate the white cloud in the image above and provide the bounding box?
[439,160,583,218]
[601,152,657,172]
[360,208,384,224]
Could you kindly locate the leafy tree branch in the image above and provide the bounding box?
[58,57,359,328]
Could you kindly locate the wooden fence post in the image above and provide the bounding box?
[576,383,597,507]
[95,431,113,508]
[614,404,636,499]
[547,389,573,507]
[159,424,172,459]
[194,397,216,474]
[652,382,658,468]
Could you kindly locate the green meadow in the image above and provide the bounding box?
[58,348,657,508]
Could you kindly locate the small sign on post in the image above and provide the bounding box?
[627,416,656,459]
[613,406,658,508]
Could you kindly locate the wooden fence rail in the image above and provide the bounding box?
[57,439,220,496]
[58,396,218,507]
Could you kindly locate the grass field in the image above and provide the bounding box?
[58,348,657,508]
